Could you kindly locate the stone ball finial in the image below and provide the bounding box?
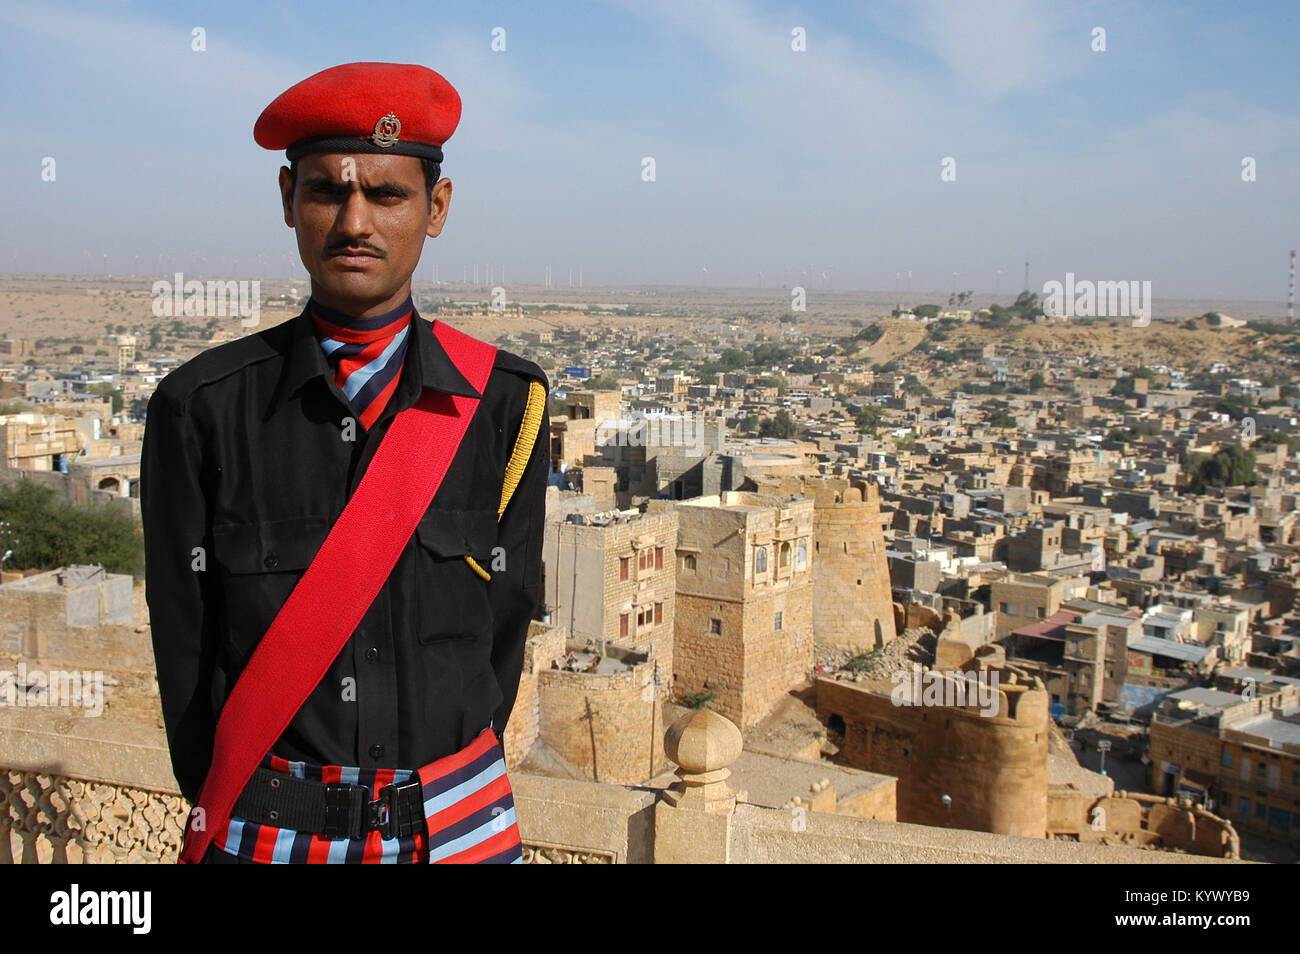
[662,707,743,814]
[664,707,742,774]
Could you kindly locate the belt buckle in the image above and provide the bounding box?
[369,777,424,840]
[324,783,366,840]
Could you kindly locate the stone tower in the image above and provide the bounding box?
[745,475,896,651]
[816,668,1050,838]
[649,492,815,731]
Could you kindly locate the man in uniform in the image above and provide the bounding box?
[140,62,550,863]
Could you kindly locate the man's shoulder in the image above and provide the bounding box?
[152,320,293,409]
[424,316,548,396]
[491,347,550,395]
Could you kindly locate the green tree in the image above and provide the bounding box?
[1185,445,1256,494]
[901,375,931,397]
[86,382,124,413]
[758,409,796,439]
[1254,430,1296,449]
[0,481,143,577]
[989,410,1015,429]
[1213,396,1253,421]
[855,404,886,432]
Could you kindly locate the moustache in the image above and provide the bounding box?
[326,242,385,256]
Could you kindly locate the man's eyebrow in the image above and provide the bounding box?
[364,181,414,196]
[300,174,414,196]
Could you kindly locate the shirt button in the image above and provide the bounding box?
[263,552,279,569]
[365,647,379,662]
[369,744,385,759]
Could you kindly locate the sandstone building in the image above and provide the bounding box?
[744,474,896,651]
[649,491,815,730]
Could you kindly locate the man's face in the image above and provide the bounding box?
[278,152,451,314]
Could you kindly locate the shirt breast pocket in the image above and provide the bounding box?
[414,507,499,643]
[209,515,331,665]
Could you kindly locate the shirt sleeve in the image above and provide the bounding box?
[487,375,550,739]
[140,386,220,803]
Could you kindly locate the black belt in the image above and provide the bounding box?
[232,767,426,840]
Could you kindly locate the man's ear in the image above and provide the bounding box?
[426,178,452,239]
[278,166,295,227]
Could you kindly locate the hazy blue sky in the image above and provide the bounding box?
[4,0,1298,301]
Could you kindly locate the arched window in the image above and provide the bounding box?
[779,542,791,568]
[684,553,697,571]
[795,538,807,569]
[755,546,767,573]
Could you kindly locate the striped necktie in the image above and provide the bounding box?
[310,296,413,431]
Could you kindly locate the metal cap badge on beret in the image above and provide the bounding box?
[254,62,461,163]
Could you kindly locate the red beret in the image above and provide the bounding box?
[254,62,461,163]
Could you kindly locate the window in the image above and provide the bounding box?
[796,539,807,569]
[779,542,791,568]
[774,611,783,631]
[655,546,663,569]
[620,557,629,580]
[755,546,768,573]
[1222,751,1233,769]
[1255,802,1267,819]
[684,554,697,571]
[1238,798,1249,820]
[637,608,645,627]
[620,613,628,637]
[709,618,722,635]
[1258,762,1267,779]
[654,602,662,624]
[999,603,1009,614]
[639,550,649,570]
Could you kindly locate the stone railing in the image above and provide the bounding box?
[0,706,1252,865]
[1,770,185,863]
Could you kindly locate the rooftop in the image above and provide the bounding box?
[1128,636,1211,663]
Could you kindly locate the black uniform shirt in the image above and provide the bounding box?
[140,301,550,804]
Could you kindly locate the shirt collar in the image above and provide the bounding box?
[270,297,483,413]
